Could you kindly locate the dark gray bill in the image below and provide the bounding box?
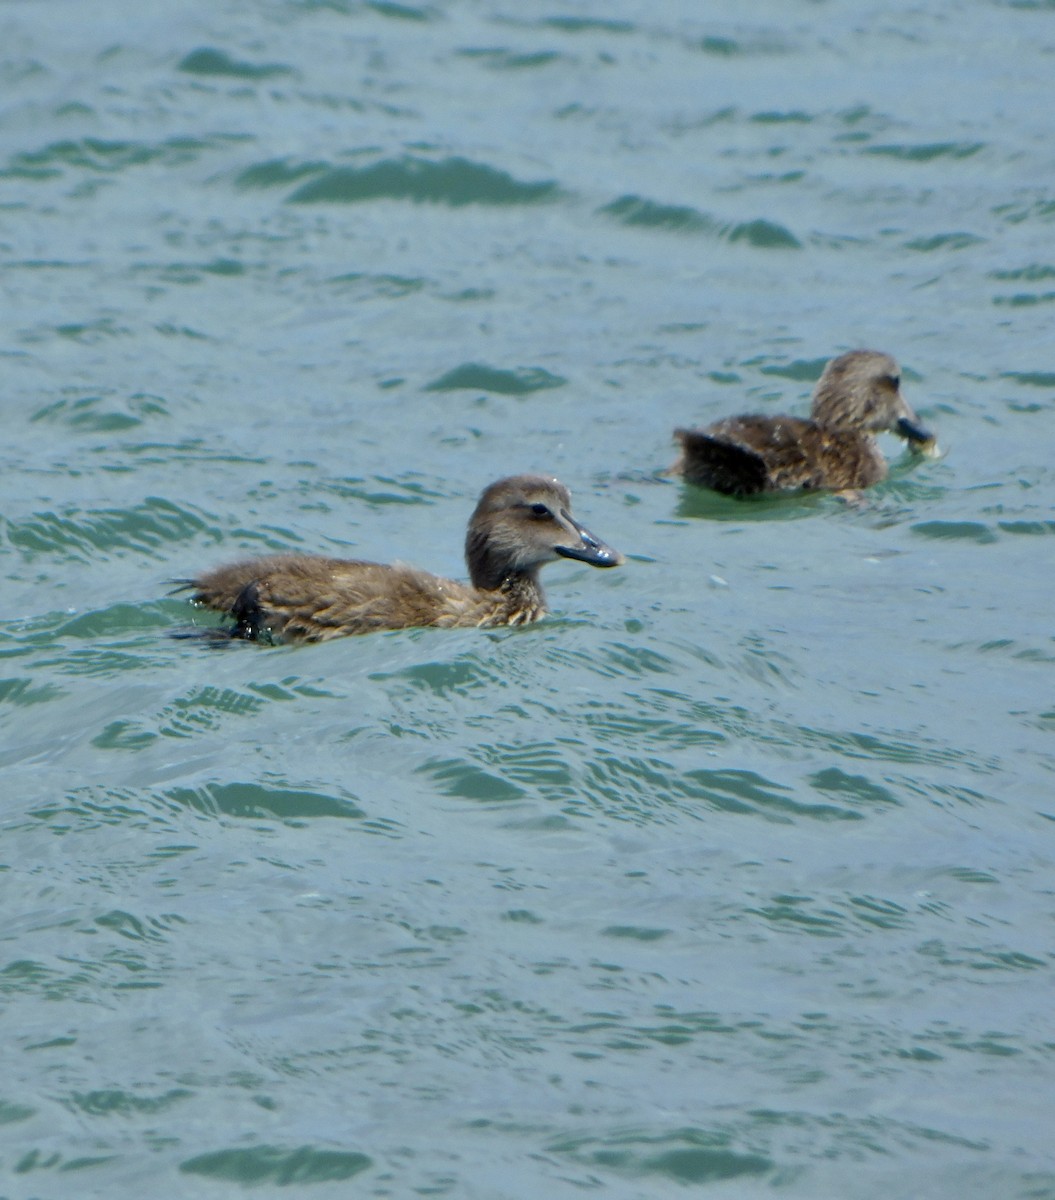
[554,515,624,568]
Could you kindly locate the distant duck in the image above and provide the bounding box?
[673,348,937,496]
[180,475,623,642]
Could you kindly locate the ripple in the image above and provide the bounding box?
[993,289,1055,306]
[0,1100,34,1125]
[25,787,184,836]
[579,696,727,752]
[165,780,364,821]
[65,1087,192,1117]
[728,218,801,249]
[180,1145,372,1185]
[759,357,828,382]
[547,1127,772,1185]
[538,16,634,33]
[370,655,501,698]
[785,720,1000,773]
[911,520,998,544]
[457,47,565,70]
[917,939,1047,974]
[3,498,215,561]
[423,363,566,394]
[0,942,163,1001]
[904,232,986,252]
[5,1148,118,1176]
[178,47,294,79]
[599,194,799,246]
[685,768,863,824]
[97,677,322,744]
[602,924,669,942]
[808,767,901,808]
[152,257,247,284]
[286,156,559,206]
[94,908,185,943]
[990,264,1055,282]
[993,197,1055,225]
[31,393,169,432]
[313,475,443,509]
[599,194,717,234]
[997,519,1055,536]
[750,110,812,124]
[2,135,246,179]
[674,486,827,522]
[235,158,326,190]
[54,601,175,640]
[366,0,436,20]
[325,271,424,298]
[1001,370,1055,387]
[864,141,986,161]
[0,676,64,707]
[416,757,527,803]
[692,31,794,55]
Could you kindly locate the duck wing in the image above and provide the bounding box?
[675,420,776,495]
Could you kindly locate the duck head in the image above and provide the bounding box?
[465,475,624,592]
[811,349,935,448]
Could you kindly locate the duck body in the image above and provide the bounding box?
[675,415,890,495]
[183,475,622,642]
[674,349,935,496]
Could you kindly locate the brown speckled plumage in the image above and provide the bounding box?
[673,349,935,496]
[181,475,623,642]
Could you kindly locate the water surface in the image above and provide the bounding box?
[2,1,1054,1196]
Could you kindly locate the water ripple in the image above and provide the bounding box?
[424,363,566,394]
[180,1145,371,1185]
[546,1127,772,1185]
[31,394,169,432]
[165,780,364,822]
[4,499,215,561]
[3,134,248,179]
[599,194,801,247]
[178,47,293,80]
[864,141,986,162]
[284,156,560,207]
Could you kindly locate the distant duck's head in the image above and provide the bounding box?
[811,349,935,449]
[466,474,624,592]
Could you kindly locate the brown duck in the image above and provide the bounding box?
[181,474,623,642]
[673,348,936,496]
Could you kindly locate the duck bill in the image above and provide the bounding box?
[895,414,936,448]
[554,515,624,569]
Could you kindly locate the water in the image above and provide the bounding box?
[2,1,1054,1196]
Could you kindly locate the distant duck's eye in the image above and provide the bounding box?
[887,375,901,389]
[529,502,551,517]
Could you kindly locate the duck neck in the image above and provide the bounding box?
[466,527,550,621]
[468,552,548,623]
[474,559,545,603]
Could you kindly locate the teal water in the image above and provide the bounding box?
[2,1,1054,1196]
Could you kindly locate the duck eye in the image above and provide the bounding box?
[887,375,901,389]
[529,502,551,517]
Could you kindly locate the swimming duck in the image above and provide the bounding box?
[181,474,623,642]
[673,348,936,495]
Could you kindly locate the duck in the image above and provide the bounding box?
[673,348,937,496]
[179,474,624,642]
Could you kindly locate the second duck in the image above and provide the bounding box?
[673,348,936,496]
